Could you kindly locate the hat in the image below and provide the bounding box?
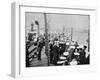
[34,38,37,42]
[77,46,80,49]
[60,56,66,60]
[63,52,69,56]
[57,61,65,64]
[74,52,80,55]
[70,46,75,49]
[66,42,70,45]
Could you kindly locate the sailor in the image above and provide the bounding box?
[37,37,44,61]
[74,42,79,48]
[53,40,60,65]
[68,46,75,62]
[74,48,80,63]
[49,40,54,64]
[65,42,70,52]
[78,45,86,64]
[59,41,66,56]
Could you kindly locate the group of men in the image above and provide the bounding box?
[26,34,45,67]
[26,20,89,66]
[26,33,89,67]
[49,38,90,65]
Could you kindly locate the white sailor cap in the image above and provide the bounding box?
[60,56,66,60]
[70,46,75,49]
[74,52,80,55]
[77,46,80,49]
[34,38,37,42]
[57,61,65,64]
[63,52,69,56]
[66,42,70,45]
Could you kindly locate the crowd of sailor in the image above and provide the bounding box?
[26,33,90,66]
[49,38,89,66]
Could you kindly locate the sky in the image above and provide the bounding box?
[26,12,89,45]
[47,14,89,33]
[26,12,89,32]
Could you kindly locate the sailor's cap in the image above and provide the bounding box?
[63,52,69,56]
[60,56,66,60]
[74,52,80,55]
[57,61,65,64]
[77,46,80,49]
[70,46,75,49]
[66,42,70,45]
[34,38,37,42]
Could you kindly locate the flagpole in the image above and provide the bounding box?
[44,13,50,66]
